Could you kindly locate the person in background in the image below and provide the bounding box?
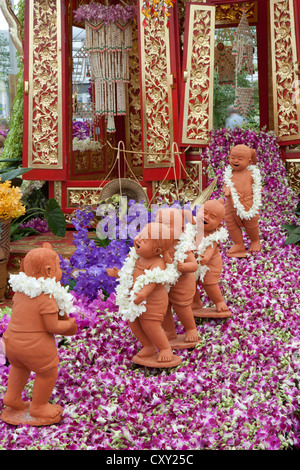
[225,105,246,129]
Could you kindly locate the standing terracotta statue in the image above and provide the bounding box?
[107,222,181,368]
[1,243,77,426]
[191,199,231,318]
[155,208,200,349]
[223,144,262,257]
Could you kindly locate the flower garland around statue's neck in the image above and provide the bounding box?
[9,272,75,317]
[223,164,262,220]
[195,226,228,282]
[115,222,196,322]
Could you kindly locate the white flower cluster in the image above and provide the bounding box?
[223,165,262,220]
[73,137,104,152]
[21,180,45,197]
[9,272,76,317]
[115,223,197,322]
[195,227,228,282]
[163,222,196,288]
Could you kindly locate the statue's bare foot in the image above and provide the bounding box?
[249,240,261,252]
[136,346,157,358]
[227,244,245,254]
[164,331,177,341]
[3,395,29,411]
[216,301,229,312]
[157,348,173,362]
[185,329,199,342]
[30,403,62,420]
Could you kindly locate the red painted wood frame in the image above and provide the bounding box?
[138,4,185,182]
[22,0,68,182]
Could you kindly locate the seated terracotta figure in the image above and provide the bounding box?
[191,199,231,318]
[223,144,262,257]
[107,222,181,368]
[155,208,199,348]
[1,243,77,426]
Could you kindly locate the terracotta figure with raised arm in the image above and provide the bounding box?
[108,222,181,368]
[192,199,231,319]
[1,243,77,426]
[223,144,262,257]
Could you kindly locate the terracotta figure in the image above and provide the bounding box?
[107,222,181,368]
[223,144,262,257]
[192,199,231,318]
[155,208,200,349]
[1,243,77,426]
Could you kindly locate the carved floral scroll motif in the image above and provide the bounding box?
[285,160,300,194]
[28,0,63,168]
[152,161,202,204]
[181,4,215,146]
[270,0,300,141]
[126,20,143,178]
[139,7,173,167]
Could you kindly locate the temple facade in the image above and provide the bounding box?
[18,0,300,217]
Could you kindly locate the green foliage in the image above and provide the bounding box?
[11,198,66,242]
[0,32,10,83]
[0,63,24,166]
[10,221,40,242]
[44,198,67,237]
[282,200,300,245]
[0,167,31,180]
[1,0,25,167]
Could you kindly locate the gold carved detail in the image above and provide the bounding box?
[67,188,102,207]
[181,5,215,145]
[286,159,300,195]
[152,161,202,204]
[28,0,63,168]
[286,144,300,153]
[270,0,300,141]
[126,20,143,178]
[215,2,257,25]
[53,181,62,207]
[140,7,173,167]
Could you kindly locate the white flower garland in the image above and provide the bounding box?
[223,164,262,220]
[195,227,228,282]
[9,272,76,317]
[164,222,197,287]
[72,137,104,152]
[115,222,197,322]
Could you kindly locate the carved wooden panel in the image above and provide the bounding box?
[270,0,300,141]
[180,3,215,146]
[152,160,202,204]
[139,5,174,168]
[27,0,63,169]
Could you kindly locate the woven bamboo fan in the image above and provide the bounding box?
[99,178,149,204]
[191,177,219,209]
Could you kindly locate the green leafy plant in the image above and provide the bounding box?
[11,198,66,241]
[282,200,300,245]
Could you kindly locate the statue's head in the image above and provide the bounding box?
[21,242,62,281]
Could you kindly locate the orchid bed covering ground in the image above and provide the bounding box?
[0,128,299,450]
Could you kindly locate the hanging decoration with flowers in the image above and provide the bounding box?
[73,4,136,133]
[141,0,175,25]
[232,7,255,118]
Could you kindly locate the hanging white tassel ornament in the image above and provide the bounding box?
[74,4,135,133]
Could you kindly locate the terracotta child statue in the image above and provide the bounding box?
[1,243,77,426]
[155,207,200,349]
[107,222,181,368]
[223,144,262,257]
[191,199,231,318]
